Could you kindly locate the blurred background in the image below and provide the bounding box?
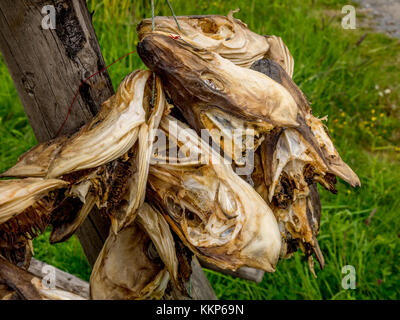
[0,0,399,299]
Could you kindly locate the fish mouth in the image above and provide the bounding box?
[146,116,282,273]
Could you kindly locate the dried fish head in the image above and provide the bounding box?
[263,129,327,266]
[90,216,171,300]
[305,114,360,187]
[138,33,300,168]
[138,10,270,68]
[253,147,324,270]
[272,184,324,271]
[147,116,281,272]
[251,58,360,189]
[199,108,268,165]
[138,33,299,129]
[263,128,328,203]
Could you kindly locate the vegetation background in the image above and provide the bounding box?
[0,0,399,299]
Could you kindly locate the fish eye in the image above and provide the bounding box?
[200,73,224,91]
[165,195,184,221]
[220,227,234,238]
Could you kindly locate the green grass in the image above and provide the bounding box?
[1,0,399,299]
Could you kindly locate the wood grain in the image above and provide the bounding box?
[0,0,112,267]
[28,258,89,299]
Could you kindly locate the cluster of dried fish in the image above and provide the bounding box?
[0,11,359,299]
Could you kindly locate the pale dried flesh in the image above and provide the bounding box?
[147,116,281,272]
[90,205,173,300]
[137,10,294,74]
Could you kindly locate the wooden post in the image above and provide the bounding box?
[0,0,112,266]
[0,0,216,299]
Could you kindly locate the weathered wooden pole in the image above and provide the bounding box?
[0,0,216,299]
[0,0,112,266]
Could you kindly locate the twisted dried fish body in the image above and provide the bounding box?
[1,71,150,180]
[248,58,359,270]
[111,75,166,233]
[136,203,179,286]
[1,70,166,237]
[264,128,328,203]
[147,116,281,272]
[90,205,174,300]
[138,10,270,68]
[47,70,150,178]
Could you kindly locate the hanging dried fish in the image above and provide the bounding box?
[136,203,179,287]
[252,137,324,273]
[137,33,300,171]
[0,9,362,298]
[139,33,359,190]
[47,70,150,178]
[2,70,166,236]
[147,115,281,272]
[90,204,174,300]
